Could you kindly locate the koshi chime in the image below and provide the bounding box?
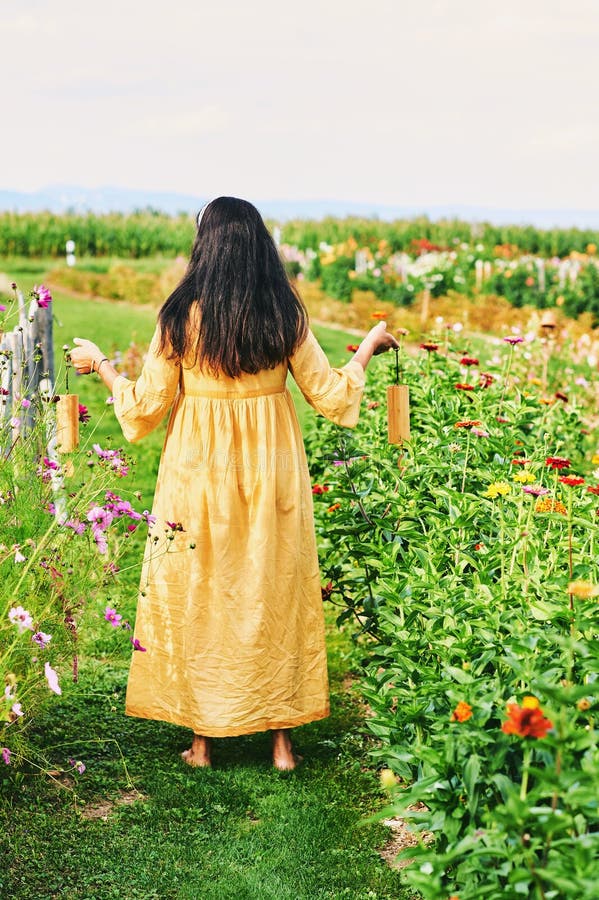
[387,348,410,444]
[56,394,79,454]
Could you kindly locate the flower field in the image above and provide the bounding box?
[307,326,599,897]
[2,228,599,896]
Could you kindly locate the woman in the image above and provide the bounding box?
[70,197,398,770]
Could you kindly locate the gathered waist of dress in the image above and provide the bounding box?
[180,384,288,400]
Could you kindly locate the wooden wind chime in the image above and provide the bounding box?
[387,347,411,444]
[55,357,79,473]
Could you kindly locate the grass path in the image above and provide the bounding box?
[1,280,412,899]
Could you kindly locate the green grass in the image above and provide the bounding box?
[0,280,412,900]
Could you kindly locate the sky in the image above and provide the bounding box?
[3,0,599,212]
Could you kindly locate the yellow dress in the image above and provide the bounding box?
[111,327,365,737]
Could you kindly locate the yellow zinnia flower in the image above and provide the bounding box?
[513,472,536,484]
[484,482,511,499]
[568,581,599,599]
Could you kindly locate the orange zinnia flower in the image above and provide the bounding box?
[454,420,482,429]
[451,701,473,722]
[371,311,387,320]
[501,697,553,739]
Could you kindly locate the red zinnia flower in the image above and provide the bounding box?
[479,372,494,388]
[546,456,571,470]
[419,342,439,352]
[587,485,599,495]
[455,383,475,391]
[346,344,359,352]
[311,484,329,495]
[512,458,530,465]
[501,697,553,739]
[559,475,585,486]
[460,356,479,366]
[555,391,568,402]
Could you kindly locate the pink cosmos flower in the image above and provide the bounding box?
[142,510,157,526]
[8,606,33,633]
[10,417,21,429]
[33,285,52,308]
[131,637,147,652]
[104,607,122,627]
[32,631,52,649]
[64,519,86,534]
[1,748,11,765]
[44,662,62,695]
[93,528,108,554]
[10,702,23,719]
[87,506,114,529]
[21,398,31,409]
[68,757,86,774]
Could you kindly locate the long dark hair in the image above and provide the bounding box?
[158,197,308,377]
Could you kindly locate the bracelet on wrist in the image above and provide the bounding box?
[96,357,109,375]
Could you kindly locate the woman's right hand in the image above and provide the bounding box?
[367,322,400,355]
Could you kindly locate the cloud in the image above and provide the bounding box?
[130,107,230,139]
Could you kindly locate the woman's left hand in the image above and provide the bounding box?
[69,338,105,375]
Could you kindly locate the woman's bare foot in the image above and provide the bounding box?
[272,729,303,771]
[181,734,212,768]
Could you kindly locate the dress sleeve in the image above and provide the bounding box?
[288,329,365,427]
[111,326,180,443]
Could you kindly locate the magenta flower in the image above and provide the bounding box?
[64,519,86,535]
[32,631,52,649]
[44,662,62,695]
[21,398,31,409]
[78,403,90,424]
[131,637,147,652]
[68,757,86,774]
[503,335,524,345]
[8,605,33,633]
[104,607,122,627]
[143,511,157,526]
[33,285,52,308]
[1,748,11,765]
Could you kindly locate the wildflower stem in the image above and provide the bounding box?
[519,744,531,801]
[567,491,574,613]
[460,430,471,494]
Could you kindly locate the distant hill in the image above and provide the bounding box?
[1,185,599,230]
